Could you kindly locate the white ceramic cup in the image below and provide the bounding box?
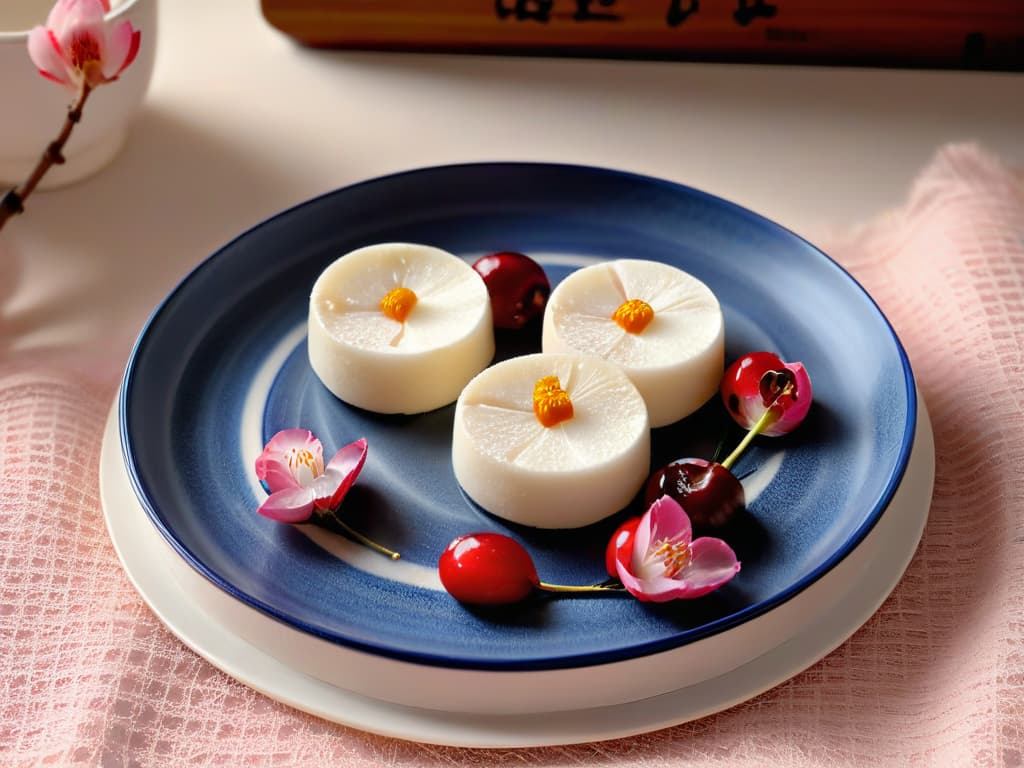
[0,0,156,189]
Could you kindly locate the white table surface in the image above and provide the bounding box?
[2,0,1022,378]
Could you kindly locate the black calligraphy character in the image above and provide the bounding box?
[495,0,553,22]
[666,0,699,27]
[733,0,777,26]
[574,0,620,21]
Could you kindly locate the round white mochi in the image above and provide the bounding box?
[308,243,494,414]
[452,352,650,529]
[542,259,724,428]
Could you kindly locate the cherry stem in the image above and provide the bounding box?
[537,581,625,594]
[720,406,776,470]
[720,379,795,470]
[324,509,401,560]
[0,82,92,233]
[710,424,734,464]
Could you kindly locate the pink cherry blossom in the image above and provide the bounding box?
[27,0,141,91]
[254,429,367,523]
[614,496,740,603]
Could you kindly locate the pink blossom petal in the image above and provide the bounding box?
[651,495,692,544]
[27,28,72,86]
[45,0,77,29]
[31,0,140,89]
[614,558,656,602]
[309,469,344,511]
[263,428,324,458]
[52,0,109,79]
[616,496,739,602]
[615,561,713,603]
[255,429,323,493]
[119,28,141,76]
[254,432,368,523]
[324,438,367,509]
[67,0,109,25]
[626,574,717,602]
[101,20,137,79]
[630,504,654,565]
[616,549,740,603]
[683,537,742,589]
[55,0,106,44]
[257,486,316,523]
[37,69,70,85]
[629,575,690,602]
[630,496,691,573]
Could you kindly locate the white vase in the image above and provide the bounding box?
[0,0,157,189]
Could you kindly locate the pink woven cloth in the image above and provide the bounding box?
[2,144,1022,766]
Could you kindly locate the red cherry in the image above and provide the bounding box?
[438,533,540,605]
[605,517,641,578]
[721,351,810,436]
[472,252,551,329]
[723,351,790,405]
[644,458,745,530]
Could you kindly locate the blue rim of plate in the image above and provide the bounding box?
[119,161,916,671]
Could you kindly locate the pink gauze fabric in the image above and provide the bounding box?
[1,143,1022,767]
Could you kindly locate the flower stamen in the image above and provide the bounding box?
[69,32,101,70]
[286,447,320,481]
[653,538,692,578]
[611,299,654,334]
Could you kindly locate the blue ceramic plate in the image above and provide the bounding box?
[121,163,915,672]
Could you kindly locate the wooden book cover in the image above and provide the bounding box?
[261,0,1024,70]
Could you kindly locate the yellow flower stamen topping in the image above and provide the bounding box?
[380,286,418,323]
[611,298,654,334]
[533,376,574,428]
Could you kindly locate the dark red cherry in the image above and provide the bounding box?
[472,252,551,329]
[644,458,745,530]
[605,517,641,578]
[438,533,540,605]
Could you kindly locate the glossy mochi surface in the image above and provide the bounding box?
[308,242,494,414]
[120,163,915,671]
[542,259,724,427]
[452,353,650,528]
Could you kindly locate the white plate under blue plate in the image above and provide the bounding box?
[118,163,916,712]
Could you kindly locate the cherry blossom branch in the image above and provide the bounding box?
[0,0,141,233]
[0,82,92,233]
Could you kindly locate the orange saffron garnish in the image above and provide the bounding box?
[380,287,418,323]
[611,298,654,334]
[533,376,574,428]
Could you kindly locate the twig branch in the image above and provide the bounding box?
[0,82,92,232]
